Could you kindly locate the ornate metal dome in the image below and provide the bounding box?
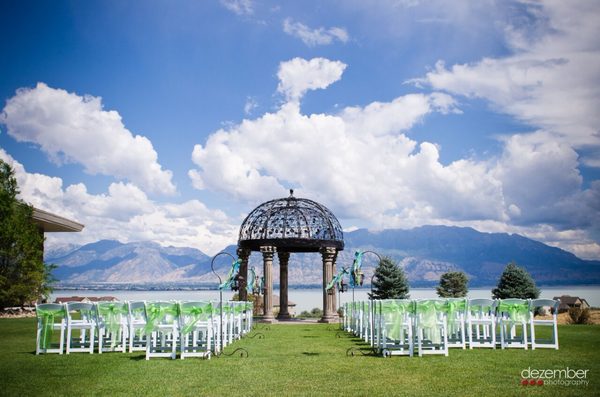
[238,190,344,252]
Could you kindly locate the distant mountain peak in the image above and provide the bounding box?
[48,226,600,286]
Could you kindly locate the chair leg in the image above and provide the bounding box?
[66,326,72,354]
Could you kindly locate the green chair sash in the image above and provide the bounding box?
[179,302,213,335]
[380,300,413,341]
[97,302,127,348]
[37,306,66,349]
[497,301,530,323]
[144,303,179,334]
[416,300,445,344]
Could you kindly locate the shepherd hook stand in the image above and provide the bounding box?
[211,251,249,358]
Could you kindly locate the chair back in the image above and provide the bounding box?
[144,301,179,333]
[467,299,496,318]
[497,299,530,322]
[66,302,96,321]
[179,301,213,335]
[530,299,559,310]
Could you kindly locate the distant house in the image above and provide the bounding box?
[553,295,590,312]
[54,296,118,304]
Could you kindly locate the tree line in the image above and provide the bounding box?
[369,256,540,300]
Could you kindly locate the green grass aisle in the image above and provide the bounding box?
[1,318,599,396]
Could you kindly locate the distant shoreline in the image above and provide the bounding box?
[53,283,600,291]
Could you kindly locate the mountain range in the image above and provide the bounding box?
[45,225,600,287]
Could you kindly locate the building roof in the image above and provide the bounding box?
[238,190,344,252]
[54,296,118,303]
[553,295,589,306]
[32,207,84,232]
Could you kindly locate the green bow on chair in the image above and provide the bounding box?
[144,303,179,334]
[380,300,413,342]
[445,299,466,335]
[37,306,66,349]
[417,300,445,345]
[497,301,530,323]
[97,302,128,348]
[179,302,212,335]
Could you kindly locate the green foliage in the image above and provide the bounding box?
[436,271,468,298]
[298,307,322,318]
[0,160,52,308]
[569,307,591,324]
[491,261,540,299]
[368,257,409,300]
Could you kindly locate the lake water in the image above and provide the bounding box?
[51,286,600,313]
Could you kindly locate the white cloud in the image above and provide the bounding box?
[0,148,236,255]
[189,55,600,259]
[414,0,600,162]
[220,0,253,16]
[277,57,347,101]
[244,96,258,115]
[189,61,503,223]
[0,83,176,195]
[283,18,349,47]
[341,93,458,136]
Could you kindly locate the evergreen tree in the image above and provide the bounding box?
[492,262,540,299]
[436,271,468,298]
[368,257,409,300]
[0,159,52,308]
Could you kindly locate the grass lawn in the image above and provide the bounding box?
[1,318,599,396]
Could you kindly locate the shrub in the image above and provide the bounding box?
[369,257,410,300]
[436,271,468,298]
[569,307,591,324]
[492,262,540,299]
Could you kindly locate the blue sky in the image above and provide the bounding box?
[1,0,599,258]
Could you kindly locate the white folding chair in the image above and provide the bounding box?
[35,303,67,354]
[179,301,213,359]
[221,302,235,346]
[361,301,371,343]
[96,301,128,353]
[66,302,97,354]
[529,299,559,350]
[208,302,224,354]
[144,301,179,360]
[497,299,529,349]
[231,301,244,340]
[377,299,414,357]
[414,299,448,357]
[343,302,352,331]
[446,298,467,349]
[242,301,253,335]
[127,301,147,352]
[466,299,497,349]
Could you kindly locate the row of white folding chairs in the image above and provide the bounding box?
[343,298,559,357]
[35,300,253,359]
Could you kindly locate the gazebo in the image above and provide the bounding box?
[236,190,344,323]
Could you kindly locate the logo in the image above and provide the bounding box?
[520,367,590,387]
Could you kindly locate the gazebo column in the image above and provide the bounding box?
[277,252,291,320]
[260,246,276,323]
[319,247,337,323]
[330,251,339,320]
[237,248,251,301]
